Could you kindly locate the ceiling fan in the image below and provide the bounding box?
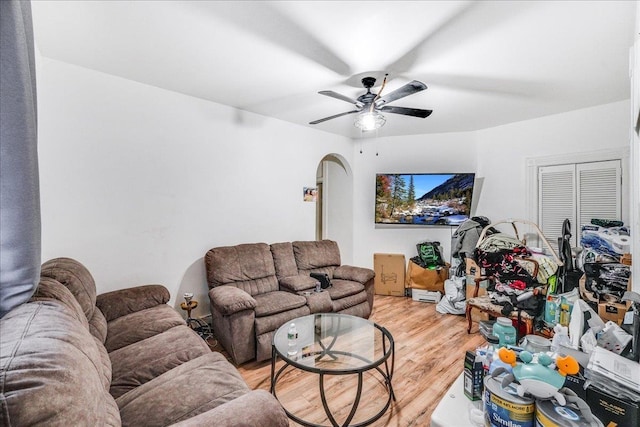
[309,75,433,131]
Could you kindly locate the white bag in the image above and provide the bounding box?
[568,299,605,350]
[436,277,466,315]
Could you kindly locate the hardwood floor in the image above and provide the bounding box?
[226,296,485,427]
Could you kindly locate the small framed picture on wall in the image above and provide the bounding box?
[303,187,317,202]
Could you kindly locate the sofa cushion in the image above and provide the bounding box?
[0,300,120,426]
[293,240,341,270]
[334,265,376,284]
[109,325,211,399]
[116,352,250,427]
[270,241,298,279]
[41,257,97,322]
[205,243,279,295]
[254,290,307,317]
[326,279,365,300]
[104,304,185,352]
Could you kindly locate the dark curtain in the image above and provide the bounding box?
[0,0,40,318]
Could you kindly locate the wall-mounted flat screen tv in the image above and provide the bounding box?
[375,173,476,226]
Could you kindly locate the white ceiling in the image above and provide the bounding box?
[31,1,636,139]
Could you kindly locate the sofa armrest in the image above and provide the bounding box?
[279,275,317,292]
[208,286,256,316]
[168,390,288,427]
[96,284,170,322]
[333,265,375,284]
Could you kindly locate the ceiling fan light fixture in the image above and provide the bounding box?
[354,111,385,131]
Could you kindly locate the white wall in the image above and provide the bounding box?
[323,156,354,262]
[37,58,353,316]
[351,133,478,269]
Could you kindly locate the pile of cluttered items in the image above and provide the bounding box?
[457,218,638,427]
[389,216,490,315]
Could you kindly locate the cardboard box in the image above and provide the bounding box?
[587,384,639,427]
[406,260,449,292]
[373,253,406,296]
[620,253,632,266]
[598,301,631,325]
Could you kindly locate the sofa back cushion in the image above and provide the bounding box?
[293,240,341,275]
[205,243,279,296]
[41,257,97,323]
[270,242,299,279]
[0,300,120,426]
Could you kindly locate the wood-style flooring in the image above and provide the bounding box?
[212,295,485,427]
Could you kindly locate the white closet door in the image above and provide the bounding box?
[577,160,622,227]
[538,160,622,250]
[539,164,576,250]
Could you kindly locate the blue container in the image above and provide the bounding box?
[493,317,517,347]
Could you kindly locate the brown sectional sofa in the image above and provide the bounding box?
[0,257,288,427]
[205,240,376,365]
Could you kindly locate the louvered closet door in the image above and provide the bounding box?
[539,164,576,250]
[538,160,622,250]
[577,160,621,227]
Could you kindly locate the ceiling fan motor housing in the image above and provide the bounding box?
[361,77,376,89]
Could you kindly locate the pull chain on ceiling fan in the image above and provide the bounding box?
[310,75,433,131]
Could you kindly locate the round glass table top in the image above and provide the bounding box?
[272,313,391,373]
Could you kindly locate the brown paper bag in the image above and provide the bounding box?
[405,260,449,292]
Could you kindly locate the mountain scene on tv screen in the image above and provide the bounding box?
[375,173,474,226]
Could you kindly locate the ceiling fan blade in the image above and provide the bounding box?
[384,2,529,75]
[319,90,364,108]
[379,106,433,118]
[200,2,352,76]
[309,110,359,125]
[375,81,427,106]
[383,2,478,74]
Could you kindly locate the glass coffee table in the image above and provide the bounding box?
[270,313,395,427]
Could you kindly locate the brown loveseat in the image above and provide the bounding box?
[0,257,288,427]
[205,240,375,365]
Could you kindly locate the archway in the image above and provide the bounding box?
[316,154,354,264]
